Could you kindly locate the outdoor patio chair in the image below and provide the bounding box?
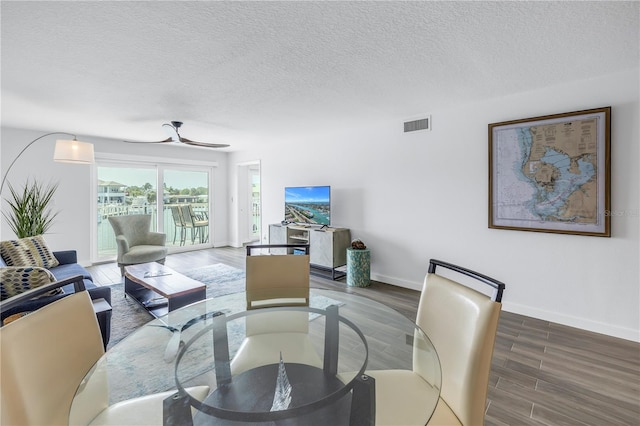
[180,204,208,244]
[170,205,186,246]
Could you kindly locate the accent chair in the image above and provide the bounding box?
[108,214,168,275]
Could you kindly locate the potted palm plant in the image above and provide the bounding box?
[3,180,59,238]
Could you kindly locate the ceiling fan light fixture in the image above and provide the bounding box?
[124,121,230,149]
[162,122,180,141]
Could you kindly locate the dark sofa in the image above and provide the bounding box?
[0,250,111,346]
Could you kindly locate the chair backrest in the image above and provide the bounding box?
[0,291,106,425]
[416,259,504,426]
[245,244,310,310]
[108,214,153,247]
[170,205,184,226]
[180,205,195,227]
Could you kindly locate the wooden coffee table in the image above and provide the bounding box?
[123,262,206,318]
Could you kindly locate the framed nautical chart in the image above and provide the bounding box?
[489,107,611,237]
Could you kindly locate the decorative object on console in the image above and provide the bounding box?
[351,239,366,250]
[123,121,230,148]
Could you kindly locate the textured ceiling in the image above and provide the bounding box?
[1,1,638,152]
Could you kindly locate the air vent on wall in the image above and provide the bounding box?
[403,116,431,133]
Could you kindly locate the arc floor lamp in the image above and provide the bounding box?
[0,132,95,194]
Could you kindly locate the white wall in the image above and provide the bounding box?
[1,69,637,341]
[229,69,639,341]
[0,128,230,263]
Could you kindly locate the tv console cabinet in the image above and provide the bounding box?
[268,224,351,280]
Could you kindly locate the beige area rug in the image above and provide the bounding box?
[107,264,246,348]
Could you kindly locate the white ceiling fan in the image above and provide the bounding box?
[124,121,230,148]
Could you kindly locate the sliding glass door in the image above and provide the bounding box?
[95,163,211,262]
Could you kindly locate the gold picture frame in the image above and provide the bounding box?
[489,106,611,237]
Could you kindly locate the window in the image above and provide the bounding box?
[94,158,215,263]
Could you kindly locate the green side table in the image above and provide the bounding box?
[347,248,371,287]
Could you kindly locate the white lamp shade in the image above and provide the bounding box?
[53,139,94,164]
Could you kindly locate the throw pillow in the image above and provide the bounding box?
[0,266,63,301]
[0,235,60,269]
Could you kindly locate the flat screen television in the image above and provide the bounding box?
[284,185,331,226]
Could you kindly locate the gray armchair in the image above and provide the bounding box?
[108,214,168,275]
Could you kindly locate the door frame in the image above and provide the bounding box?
[235,160,261,247]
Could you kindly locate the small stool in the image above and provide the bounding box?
[347,248,371,287]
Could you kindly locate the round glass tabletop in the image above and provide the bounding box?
[70,288,441,424]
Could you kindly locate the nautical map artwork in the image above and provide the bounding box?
[489,107,610,236]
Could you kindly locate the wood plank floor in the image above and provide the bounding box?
[87,246,640,425]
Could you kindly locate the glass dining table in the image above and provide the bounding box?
[70,288,441,425]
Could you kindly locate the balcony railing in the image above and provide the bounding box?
[97,203,209,258]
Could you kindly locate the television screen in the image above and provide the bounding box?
[284,186,331,226]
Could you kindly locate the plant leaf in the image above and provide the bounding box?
[2,179,60,238]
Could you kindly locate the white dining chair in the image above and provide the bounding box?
[0,284,208,426]
[230,244,322,375]
[366,259,505,425]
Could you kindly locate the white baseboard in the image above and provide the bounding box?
[502,301,640,343]
[373,273,640,343]
[372,273,422,291]
[78,258,92,268]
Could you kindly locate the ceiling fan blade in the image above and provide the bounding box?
[124,137,174,144]
[180,137,230,148]
[124,121,230,148]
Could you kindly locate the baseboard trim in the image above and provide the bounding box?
[502,301,640,343]
[374,273,640,343]
[371,273,422,291]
